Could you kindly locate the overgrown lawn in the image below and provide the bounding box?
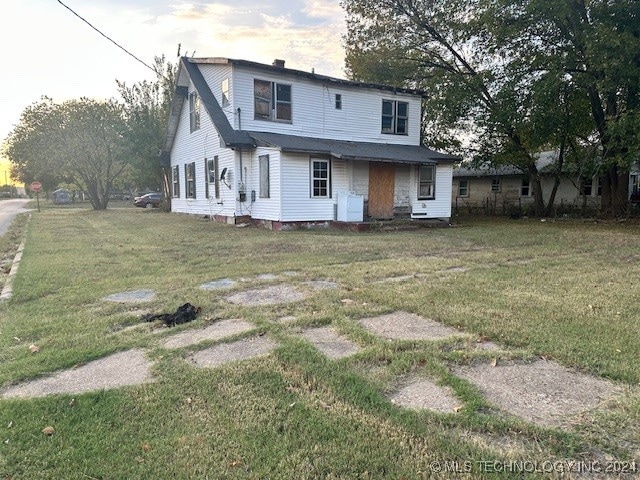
[1,207,638,479]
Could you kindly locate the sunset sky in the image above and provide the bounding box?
[0,0,348,177]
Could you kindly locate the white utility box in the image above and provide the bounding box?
[336,191,364,222]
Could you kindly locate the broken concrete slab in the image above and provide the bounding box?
[188,336,278,368]
[200,278,237,290]
[103,290,156,303]
[300,326,361,360]
[225,284,306,306]
[454,359,621,428]
[1,349,154,399]
[162,319,255,349]
[359,311,466,341]
[390,377,461,413]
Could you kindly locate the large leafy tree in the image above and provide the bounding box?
[4,97,129,210]
[117,56,176,209]
[495,0,640,216]
[343,0,640,216]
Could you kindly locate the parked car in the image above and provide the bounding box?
[133,192,163,208]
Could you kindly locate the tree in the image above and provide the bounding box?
[343,0,640,217]
[493,0,640,217]
[4,97,129,210]
[117,55,177,210]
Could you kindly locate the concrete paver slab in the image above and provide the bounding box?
[225,284,306,306]
[188,336,278,368]
[1,349,153,398]
[300,326,360,359]
[359,311,465,341]
[162,319,254,349]
[390,378,460,413]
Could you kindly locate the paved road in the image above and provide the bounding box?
[0,199,32,236]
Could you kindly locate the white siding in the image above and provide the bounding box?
[170,79,237,218]
[409,164,453,219]
[230,66,422,145]
[244,148,282,221]
[351,161,369,199]
[280,154,349,221]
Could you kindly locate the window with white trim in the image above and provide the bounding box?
[335,94,342,110]
[259,155,270,198]
[254,79,292,122]
[185,162,196,198]
[382,100,408,135]
[458,179,469,197]
[310,158,331,198]
[207,156,220,199]
[491,178,501,192]
[172,166,180,198]
[418,164,436,199]
[520,178,530,197]
[189,92,201,132]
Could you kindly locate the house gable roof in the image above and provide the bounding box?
[161,57,459,165]
[189,57,426,97]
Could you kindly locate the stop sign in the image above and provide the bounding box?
[30,181,42,192]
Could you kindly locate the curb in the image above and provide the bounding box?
[0,214,30,302]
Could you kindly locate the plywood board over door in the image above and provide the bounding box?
[368,162,395,219]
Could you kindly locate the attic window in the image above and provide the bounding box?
[189,92,201,132]
[254,79,292,122]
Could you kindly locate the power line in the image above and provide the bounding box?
[57,0,159,76]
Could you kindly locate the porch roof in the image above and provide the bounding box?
[248,131,460,164]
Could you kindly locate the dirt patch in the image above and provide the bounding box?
[454,360,621,428]
[359,311,467,341]
[1,349,153,398]
[103,290,156,303]
[225,284,306,306]
[299,326,361,359]
[389,377,461,413]
[162,319,254,349]
[188,336,278,368]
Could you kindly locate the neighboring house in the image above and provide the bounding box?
[52,188,72,204]
[452,151,610,215]
[161,57,459,229]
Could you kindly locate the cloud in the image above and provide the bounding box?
[155,0,347,77]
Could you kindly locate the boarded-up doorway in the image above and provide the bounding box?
[368,162,395,219]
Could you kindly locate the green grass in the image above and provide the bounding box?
[0,207,639,479]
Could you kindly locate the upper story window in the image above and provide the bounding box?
[382,100,408,135]
[335,94,342,110]
[254,79,292,122]
[189,92,201,132]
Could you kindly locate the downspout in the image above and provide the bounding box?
[236,107,246,202]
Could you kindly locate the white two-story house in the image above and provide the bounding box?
[161,57,459,229]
